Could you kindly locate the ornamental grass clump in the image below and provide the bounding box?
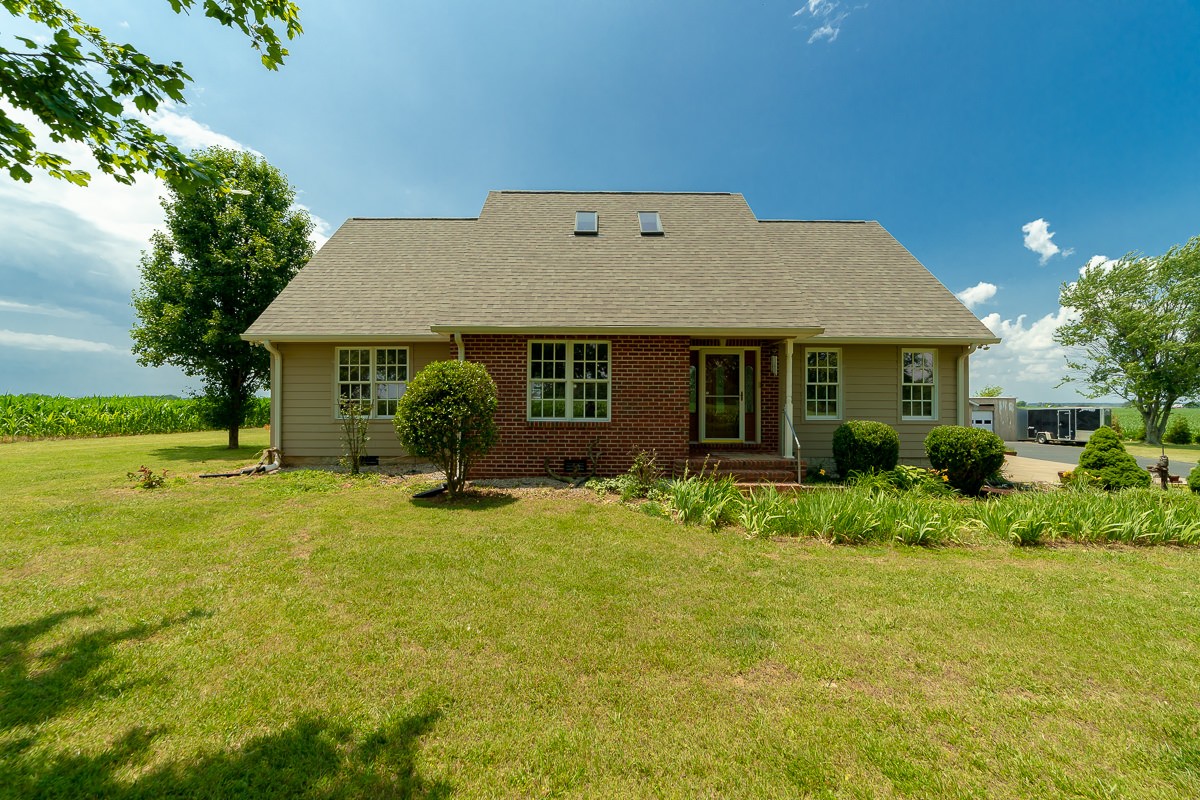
[1075,426,1151,490]
[924,425,1006,496]
[831,420,900,478]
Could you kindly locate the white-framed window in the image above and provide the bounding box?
[804,348,841,420]
[529,340,611,421]
[335,347,409,418]
[901,349,937,420]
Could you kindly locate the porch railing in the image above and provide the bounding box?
[781,409,802,485]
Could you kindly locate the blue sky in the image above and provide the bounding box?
[3,1,1199,401]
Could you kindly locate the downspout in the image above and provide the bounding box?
[784,339,795,459]
[956,345,978,427]
[262,339,282,452]
[453,332,465,361]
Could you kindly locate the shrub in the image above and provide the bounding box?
[338,397,371,475]
[1189,465,1200,494]
[622,450,663,500]
[393,360,498,499]
[1107,416,1123,438]
[923,426,1006,496]
[1163,415,1193,445]
[1076,427,1151,490]
[831,420,900,478]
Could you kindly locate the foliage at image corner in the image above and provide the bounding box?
[923,425,1006,496]
[1,0,302,190]
[1075,426,1152,490]
[831,419,900,478]
[393,361,498,499]
[1189,464,1200,493]
[130,146,313,449]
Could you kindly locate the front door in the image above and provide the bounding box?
[702,351,743,441]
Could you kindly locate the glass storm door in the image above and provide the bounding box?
[702,351,743,441]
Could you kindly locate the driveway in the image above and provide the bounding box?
[1006,440,1195,480]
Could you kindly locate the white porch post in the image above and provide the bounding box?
[784,339,795,459]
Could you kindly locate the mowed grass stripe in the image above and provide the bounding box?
[1,430,1199,797]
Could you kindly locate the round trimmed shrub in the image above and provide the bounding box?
[1190,464,1200,494]
[1076,427,1151,490]
[831,420,900,478]
[393,360,498,498]
[1163,415,1193,445]
[923,425,1006,496]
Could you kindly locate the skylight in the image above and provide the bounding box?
[574,211,598,235]
[638,211,663,235]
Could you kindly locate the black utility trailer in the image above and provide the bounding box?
[1018,407,1112,445]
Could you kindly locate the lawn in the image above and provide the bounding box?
[2,431,1200,798]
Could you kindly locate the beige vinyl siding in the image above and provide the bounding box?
[277,341,451,461]
[792,344,966,465]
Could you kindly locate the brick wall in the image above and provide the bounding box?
[461,334,691,478]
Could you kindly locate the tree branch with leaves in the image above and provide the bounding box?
[1,0,301,189]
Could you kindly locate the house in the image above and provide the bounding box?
[242,191,999,477]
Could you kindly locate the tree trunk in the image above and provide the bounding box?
[228,424,239,449]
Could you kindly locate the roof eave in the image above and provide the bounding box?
[429,324,825,338]
[241,332,451,343]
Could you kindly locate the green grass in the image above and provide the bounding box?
[3,431,1200,797]
[1111,407,1200,461]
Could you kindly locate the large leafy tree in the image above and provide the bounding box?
[1,0,301,188]
[131,146,312,448]
[1056,237,1200,445]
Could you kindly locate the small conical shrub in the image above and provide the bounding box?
[1077,427,1151,490]
[1189,464,1200,494]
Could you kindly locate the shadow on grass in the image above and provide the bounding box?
[0,607,211,731]
[0,608,452,798]
[148,442,265,463]
[0,707,453,799]
[412,491,518,511]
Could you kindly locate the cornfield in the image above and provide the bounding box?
[0,395,271,440]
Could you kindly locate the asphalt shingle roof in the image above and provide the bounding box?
[244,191,998,343]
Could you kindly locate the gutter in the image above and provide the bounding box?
[453,332,465,361]
[956,344,978,427]
[262,339,282,452]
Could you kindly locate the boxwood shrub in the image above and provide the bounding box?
[923,425,1006,496]
[1076,426,1151,490]
[831,420,900,478]
[1189,464,1200,494]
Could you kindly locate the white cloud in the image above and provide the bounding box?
[955,281,998,310]
[0,329,125,354]
[1021,218,1068,264]
[970,305,1080,402]
[0,298,90,319]
[142,103,259,155]
[794,1,855,44]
